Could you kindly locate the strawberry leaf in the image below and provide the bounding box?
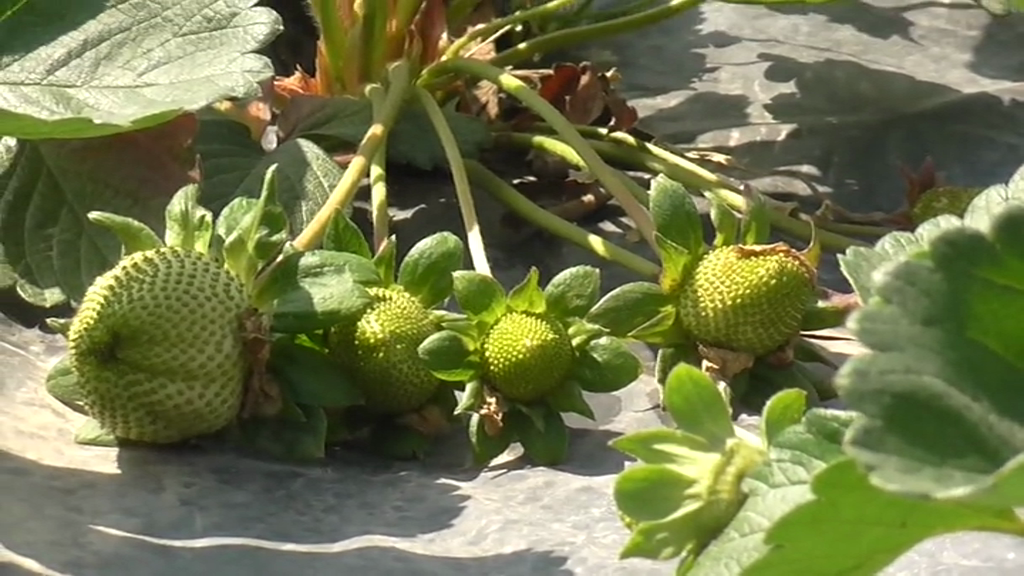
[571,336,642,393]
[0,115,200,307]
[453,271,507,325]
[839,202,1024,507]
[323,212,373,259]
[418,330,480,382]
[0,0,279,139]
[649,175,704,257]
[507,406,569,466]
[506,267,546,314]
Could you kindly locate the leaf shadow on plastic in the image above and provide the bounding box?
[839,203,1024,507]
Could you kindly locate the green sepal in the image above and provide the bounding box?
[227,404,329,462]
[760,388,808,447]
[571,336,642,394]
[86,211,163,256]
[372,236,398,286]
[506,405,569,466]
[507,267,547,314]
[649,174,705,255]
[267,337,365,409]
[545,380,596,420]
[397,231,465,309]
[323,211,372,259]
[216,165,290,285]
[468,412,513,465]
[654,345,701,387]
[707,194,740,248]
[418,329,480,382]
[455,380,485,414]
[44,355,88,415]
[543,265,600,319]
[164,183,214,253]
[661,363,734,450]
[654,232,696,295]
[453,270,507,324]
[741,191,772,245]
[74,419,119,447]
[800,299,855,332]
[253,250,376,333]
[586,281,674,338]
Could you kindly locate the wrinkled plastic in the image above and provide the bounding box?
[4,1,1024,574]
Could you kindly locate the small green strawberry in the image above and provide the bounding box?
[677,243,817,356]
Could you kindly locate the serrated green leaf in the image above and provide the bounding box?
[0,0,280,139]
[73,419,119,447]
[739,459,1024,576]
[962,169,1024,233]
[85,211,163,256]
[373,236,397,286]
[453,270,507,324]
[44,355,88,414]
[760,389,807,447]
[278,95,492,171]
[455,379,485,414]
[255,250,376,333]
[323,211,372,259]
[507,267,546,314]
[661,363,734,451]
[229,404,328,463]
[507,406,569,466]
[397,231,464,309]
[707,195,740,248]
[0,119,200,306]
[839,203,1024,507]
[586,281,674,338]
[686,409,853,574]
[164,184,214,253]
[468,412,513,465]
[268,338,364,408]
[649,175,704,256]
[571,336,642,393]
[545,380,595,420]
[837,215,962,302]
[543,265,600,319]
[418,329,480,382]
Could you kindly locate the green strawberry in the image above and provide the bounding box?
[68,247,249,444]
[328,286,440,415]
[909,185,983,225]
[481,311,574,402]
[677,244,817,356]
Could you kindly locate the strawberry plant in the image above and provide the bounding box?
[611,165,1024,574]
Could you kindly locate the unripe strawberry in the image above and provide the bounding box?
[481,311,574,402]
[68,247,249,443]
[909,186,982,225]
[677,244,816,356]
[328,287,441,415]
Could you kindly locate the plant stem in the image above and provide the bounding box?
[293,60,413,251]
[499,132,868,251]
[499,133,649,206]
[442,0,580,61]
[425,57,658,252]
[415,86,493,276]
[367,85,390,252]
[489,0,704,68]
[309,0,347,93]
[465,160,661,279]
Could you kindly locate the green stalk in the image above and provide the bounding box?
[490,0,704,68]
[442,0,579,61]
[465,160,661,279]
[499,133,649,205]
[424,57,658,251]
[309,0,347,93]
[293,61,413,251]
[415,87,492,276]
[367,85,390,251]
[498,132,867,251]
[362,0,390,85]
